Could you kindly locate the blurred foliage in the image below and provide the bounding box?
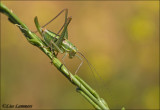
[1,1,159,109]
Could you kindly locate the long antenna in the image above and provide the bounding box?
[77,51,106,95]
[77,51,102,81]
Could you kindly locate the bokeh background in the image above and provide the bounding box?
[1,1,159,109]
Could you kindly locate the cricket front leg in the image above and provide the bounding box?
[62,53,73,81]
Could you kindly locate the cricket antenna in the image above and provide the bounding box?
[77,51,102,81]
[77,51,106,95]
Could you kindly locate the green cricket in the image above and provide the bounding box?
[34,9,100,79]
[34,9,83,77]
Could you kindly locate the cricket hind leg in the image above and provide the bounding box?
[56,17,72,47]
[43,9,70,49]
[42,8,68,37]
[49,9,71,47]
[33,9,68,34]
[42,9,68,28]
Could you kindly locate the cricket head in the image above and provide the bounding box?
[62,39,78,59]
[68,45,78,59]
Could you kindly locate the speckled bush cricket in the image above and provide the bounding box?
[34,9,82,76]
[34,9,100,80]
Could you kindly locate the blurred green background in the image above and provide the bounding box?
[1,1,159,109]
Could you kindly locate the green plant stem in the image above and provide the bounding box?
[0,3,109,110]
